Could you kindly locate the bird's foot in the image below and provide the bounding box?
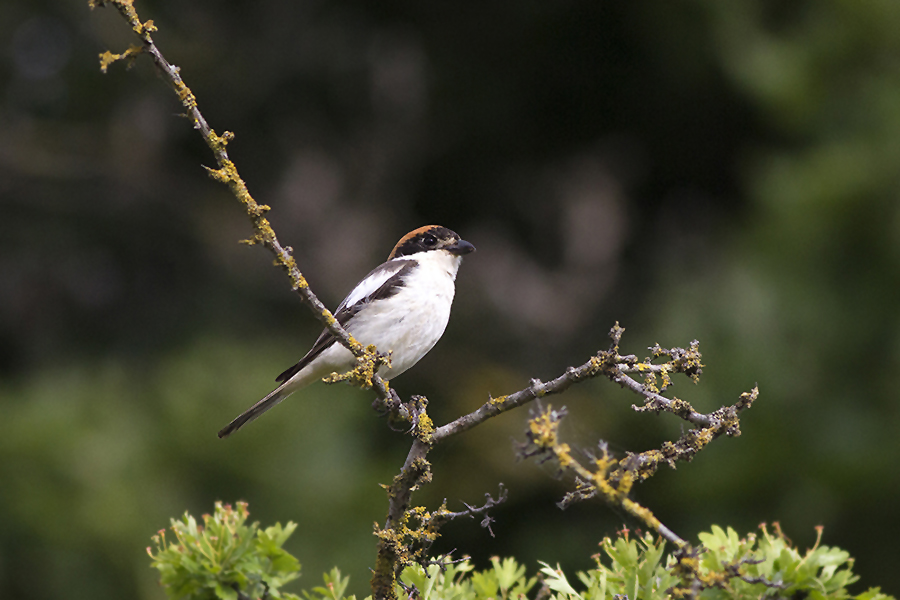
[373,388,410,431]
[372,391,431,439]
[405,395,433,441]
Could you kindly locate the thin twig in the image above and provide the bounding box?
[440,485,508,537]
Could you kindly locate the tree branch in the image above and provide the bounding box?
[375,324,758,599]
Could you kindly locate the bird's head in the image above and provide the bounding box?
[388,225,475,260]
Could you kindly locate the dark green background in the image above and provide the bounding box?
[3,1,900,598]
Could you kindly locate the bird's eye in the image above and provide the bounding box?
[422,233,438,247]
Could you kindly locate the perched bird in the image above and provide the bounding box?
[218,225,475,438]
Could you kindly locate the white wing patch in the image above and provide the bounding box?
[340,259,411,310]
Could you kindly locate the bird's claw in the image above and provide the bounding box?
[373,389,412,432]
[372,391,430,438]
[404,395,430,438]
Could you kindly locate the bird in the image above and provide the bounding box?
[217,225,475,438]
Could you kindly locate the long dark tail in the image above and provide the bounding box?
[217,383,292,438]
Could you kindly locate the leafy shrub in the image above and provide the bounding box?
[148,501,300,600]
[150,503,895,600]
[539,524,893,600]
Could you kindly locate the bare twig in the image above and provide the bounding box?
[440,485,508,538]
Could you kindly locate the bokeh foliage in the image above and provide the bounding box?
[2,0,900,599]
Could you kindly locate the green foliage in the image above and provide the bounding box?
[393,557,536,600]
[536,525,894,600]
[303,568,355,600]
[148,501,301,600]
[411,525,893,600]
[293,557,538,600]
[695,524,891,600]
[149,504,894,600]
[699,525,822,599]
[539,532,676,600]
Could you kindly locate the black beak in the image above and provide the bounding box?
[448,239,476,256]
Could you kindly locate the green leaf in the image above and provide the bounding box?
[149,502,302,600]
[539,562,583,599]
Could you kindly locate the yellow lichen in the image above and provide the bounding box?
[489,394,508,406]
[668,397,695,419]
[138,19,157,34]
[527,410,559,448]
[98,45,143,73]
[415,412,434,443]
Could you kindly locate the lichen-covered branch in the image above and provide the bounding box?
[559,386,758,507]
[509,327,758,581]
[89,0,393,402]
[517,403,687,547]
[429,323,716,445]
[375,324,758,600]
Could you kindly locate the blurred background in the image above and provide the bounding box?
[3,0,900,598]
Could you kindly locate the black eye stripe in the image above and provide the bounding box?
[389,226,460,258]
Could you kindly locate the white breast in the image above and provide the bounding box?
[347,250,462,378]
